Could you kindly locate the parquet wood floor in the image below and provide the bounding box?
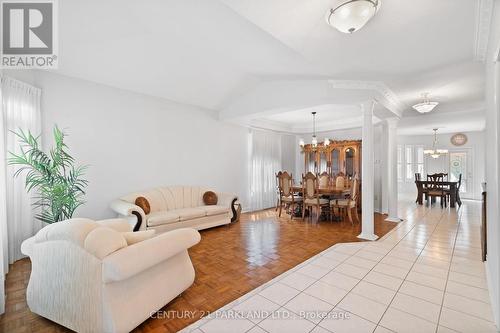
[0,209,397,333]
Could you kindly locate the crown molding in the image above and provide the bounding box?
[327,80,404,117]
[474,0,494,62]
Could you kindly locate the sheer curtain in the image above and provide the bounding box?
[0,72,5,314]
[249,129,282,211]
[1,76,42,275]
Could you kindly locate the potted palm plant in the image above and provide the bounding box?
[8,126,89,224]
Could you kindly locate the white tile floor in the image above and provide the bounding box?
[180,200,498,333]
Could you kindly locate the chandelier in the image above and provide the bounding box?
[424,129,448,159]
[413,93,439,113]
[326,0,381,34]
[299,112,330,148]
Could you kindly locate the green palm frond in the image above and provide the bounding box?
[8,125,89,224]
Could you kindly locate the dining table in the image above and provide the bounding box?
[415,180,461,208]
[291,185,349,196]
[290,184,350,220]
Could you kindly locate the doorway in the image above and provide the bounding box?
[448,149,473,199]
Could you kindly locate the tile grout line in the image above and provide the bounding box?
[307,204,434,332]
[253,243,368,333]
[434,206,462,333]
[192,203,464,333]
[372,208,447,330]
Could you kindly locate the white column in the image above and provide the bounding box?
[358,101,378,241]
[385,118,403,222]
[380,121,389,214]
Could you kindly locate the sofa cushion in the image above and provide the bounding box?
[147,211,180,227]
[34,218,99,247]
[122,230,155,245]
[204,205,229,216]
[175,207,206,221]
[84,227,127,259]
[203,191,218,205]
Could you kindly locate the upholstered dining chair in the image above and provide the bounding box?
[318,172,330,188]
[330,178,360,225]
[302,172,329,222]
[278,172,302,220]
[335,175,346,188]
[275,171,283,211]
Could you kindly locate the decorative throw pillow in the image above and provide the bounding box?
[84,227,127,259]
[122,230,155,245]
[203,191,218,205]
[135,196,151,214]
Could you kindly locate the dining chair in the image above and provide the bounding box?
[302,172,329,222]
[330,178,360,225]
[445,173,462,207]
[318,172,330,188]
[278,172,302,220]
[426,173,447,207]
[456,173,463,207]
[415,173,426,203]
[275,171,282,212]
[335,175,346,188]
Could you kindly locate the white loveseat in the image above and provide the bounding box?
[110,186,238,233]
[21,218,201,333]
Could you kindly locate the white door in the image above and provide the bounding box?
[448,150,473,199]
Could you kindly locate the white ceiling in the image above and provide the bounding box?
[51,0,487,135]
[251,104,369,133]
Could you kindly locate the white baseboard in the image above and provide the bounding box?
[485,259,500,328]
[357,233,379,241]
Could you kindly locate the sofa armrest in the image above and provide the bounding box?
[109,199,146,231]
[217,192,238,222]
[102,228,201,283]
[217,192,237,206]
[21,236,36,257]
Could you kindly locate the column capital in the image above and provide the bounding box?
[360,100,376,115]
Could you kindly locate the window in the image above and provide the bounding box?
[416,146,424,176]
[405,146,413,181]
[398,144,425,182]
[397,145,403,182]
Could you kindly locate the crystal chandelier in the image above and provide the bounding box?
[413,93,439,113]
[326,0,381,34]
[424,129,448,159]
[299,112,330,149]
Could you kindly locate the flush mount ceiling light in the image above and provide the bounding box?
[326,0,381,34]
[413,93,439,114]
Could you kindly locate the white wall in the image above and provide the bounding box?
[397,131,486,200]
[485,1,500,327]
[281,134,296,176]
[4,71,270,218]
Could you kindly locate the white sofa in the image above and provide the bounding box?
[110,186,238,233]
[21,218,201,333]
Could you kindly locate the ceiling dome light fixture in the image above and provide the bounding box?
[413,93,439,114]
[326,0,381,34]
